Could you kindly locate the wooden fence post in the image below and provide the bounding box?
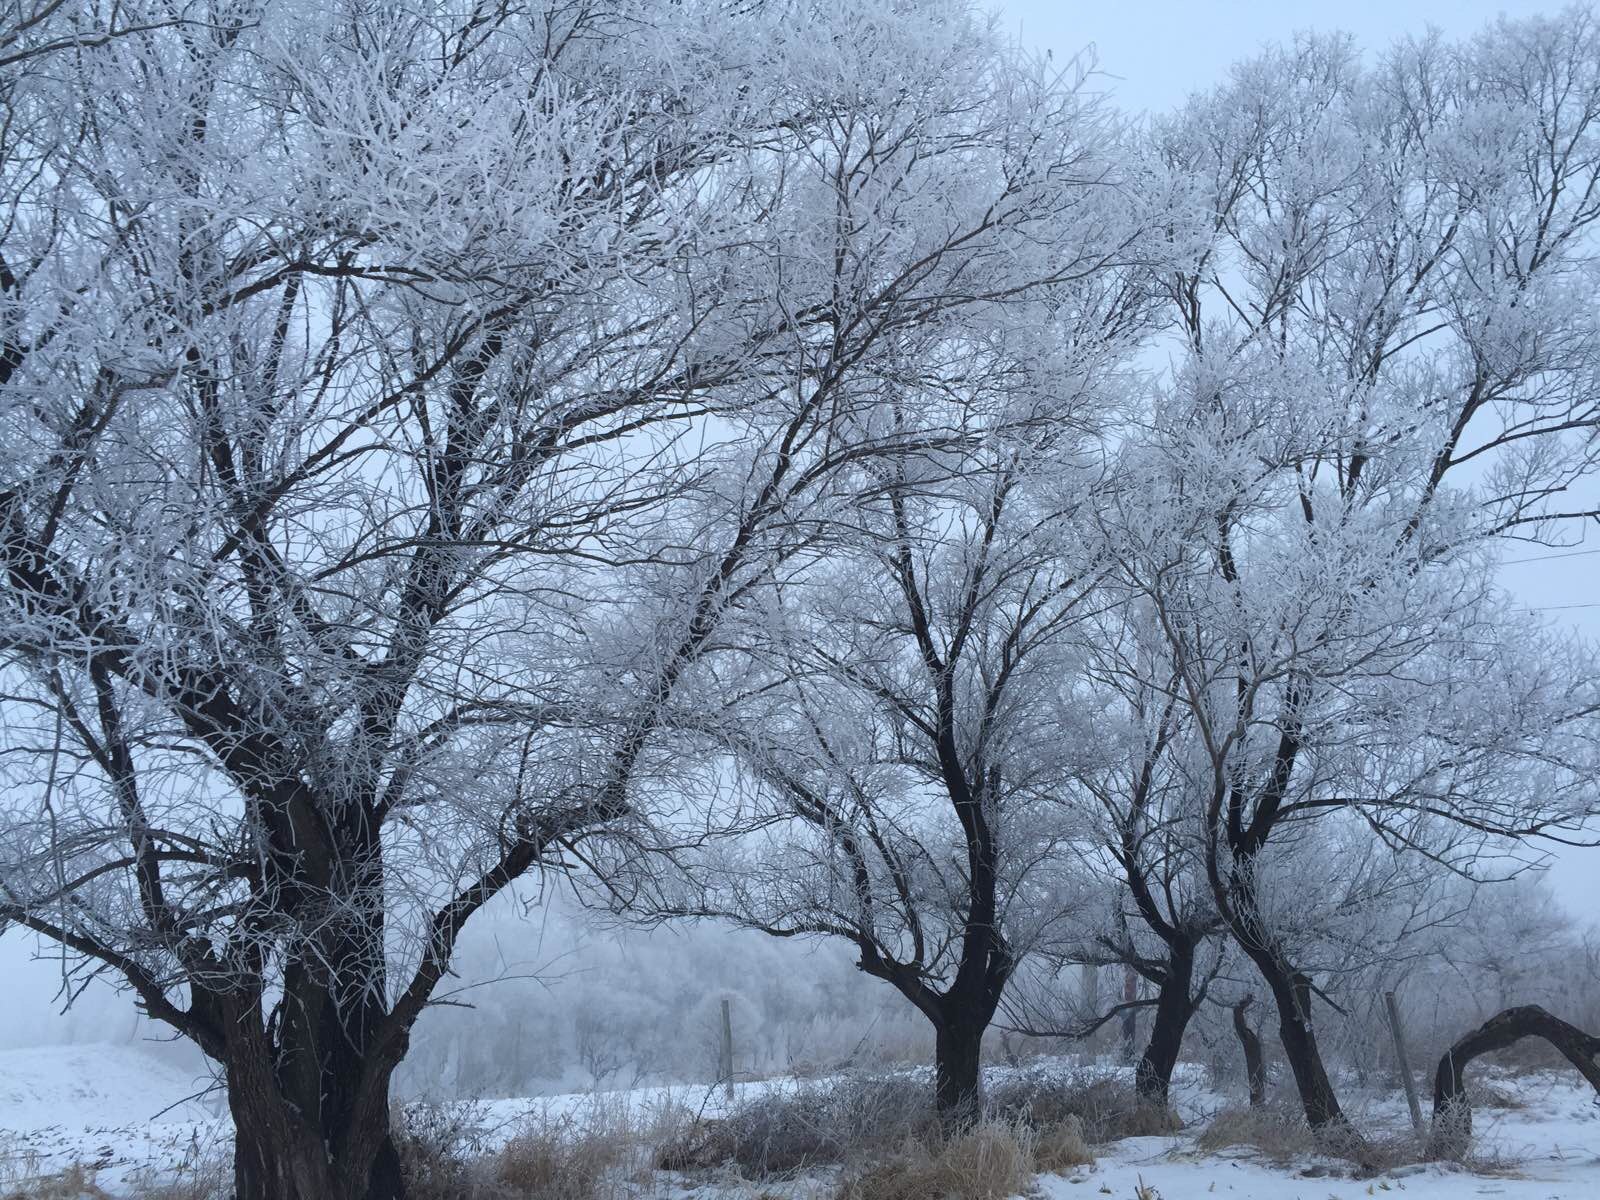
[720,997,735,1101]
[1384,990,1425,1136]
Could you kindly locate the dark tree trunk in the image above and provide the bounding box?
[1231,996,1266,1107]
[859,944,1006,1128]
[231,1113,331,1200]
[1264,967,1337,1124]
[1215,858,1362,1154]
[225,1029,338,1200]
[315,987,405,1200]
[221,848,407,1200]
[1429,1005,1600,1160]
[226,1012,405,1200]
[1134,938,1198,1105]
[1256,960,1364,1154]
[935,1018,986,1124]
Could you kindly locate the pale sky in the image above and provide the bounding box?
[1001,0,1571,115]
[1001,0,1600,922]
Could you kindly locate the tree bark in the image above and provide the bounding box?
[1429,1004,1600,1160]
[1134,938,1198,1105]
[935,1019,986,1124]
[1231,997,1266,1108]
[1216,859,1362,1154]
[1263,966,1352,1137]
[225,1001,406,1200]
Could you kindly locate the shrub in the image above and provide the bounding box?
[395,1098,651,1200]
[988,1070,1180,1143]
[658,1073,933,1178]
[493,1123,620,1200]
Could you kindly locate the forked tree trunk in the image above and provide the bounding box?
[1134,938,1198,1105]
[1429,1005,1600,1160]
[1231,997,1266,1108]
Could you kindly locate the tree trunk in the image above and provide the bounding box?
[1231,997,1266,1108]
[226,1045,339,1200]
[1218,860,1361,1153]
[1134,939,1197,1105]
[1265,968,1339,1125]
[1429,1004,1600,1160]
[226,1032,405,1200]
[220,925,406,1200]
[935,1019,986,1124]
[317,991,406,1200]
[1257,963,1368,1155]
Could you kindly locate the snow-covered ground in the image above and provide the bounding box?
[1050,1078,1600,1200]
[1,1044,1596,1198]
[0,1044,224,1194]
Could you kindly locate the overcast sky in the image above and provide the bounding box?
[1000,0,1600,920]
[1000,0,1573,115]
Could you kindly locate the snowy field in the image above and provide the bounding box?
[2,1043,1596,1198]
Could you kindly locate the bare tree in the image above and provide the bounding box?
[618,201,1167,1120]
[0,0,1099,1193]
[1101,13,1600,1151]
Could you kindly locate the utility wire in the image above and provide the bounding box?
[1502,548,1600,565]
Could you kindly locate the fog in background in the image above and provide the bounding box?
[2,0,1594,1094]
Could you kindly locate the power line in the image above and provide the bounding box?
[1502,548,1600,565]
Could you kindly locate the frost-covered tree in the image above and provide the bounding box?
[0,0,1130,1193]
[1107,10,1600,1151]
[619,183,1167,1120]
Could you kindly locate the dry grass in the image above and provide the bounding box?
[491,1121,630,1200]
[396,1095,688,1200]
[1194,1103,1453,1178]
[0,1162,109,1200]
[1193,1103,1315,1163]
[1032,1115,1094,1173]
[657,1074,934,1178]
[833,1121,1035,1200]
[122,1138,230,1200]
[1354,1131,1431,1176]
[658,1066,1161,1184]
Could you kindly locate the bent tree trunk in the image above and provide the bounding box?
[1231,996,1266,1108]
[1134,937,1199,1106]
[1429,1005,1600,1160]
